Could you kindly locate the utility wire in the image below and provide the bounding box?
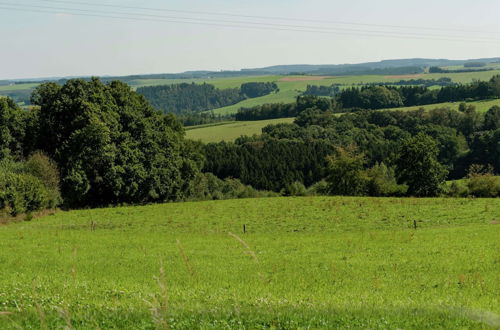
[3,1,496,41]
[31,0,500,35]
[0,3,498,43]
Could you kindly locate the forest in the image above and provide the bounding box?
[136,81,278,114]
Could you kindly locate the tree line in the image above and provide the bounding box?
[136,82,278,114]
[429,66,493,73]
[205,104,500,197]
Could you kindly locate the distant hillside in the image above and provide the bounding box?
[3,57,500,84]
[242,57,500,75]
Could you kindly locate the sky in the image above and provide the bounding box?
[1,0,500,79]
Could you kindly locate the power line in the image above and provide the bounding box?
[0,3,498,43]
[31,0,500,35]
[3,1,496,41]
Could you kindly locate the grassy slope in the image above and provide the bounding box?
[0,197,498,328]
[383,98,500,113]
[186,117,295,143]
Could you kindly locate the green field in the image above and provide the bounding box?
[0,197,498,328]
[0,83,39,92]
[186,117,295,142]
[384,98,500,113]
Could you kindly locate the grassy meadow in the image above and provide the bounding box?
[384,98,500,113]
[186,117,295,143]
[0,196,498,328]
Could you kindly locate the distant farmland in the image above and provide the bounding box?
[186,117,295,143]
[3,69,500,114]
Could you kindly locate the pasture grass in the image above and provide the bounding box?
[0,83,39,92]
[0,196,498,329]
[186,117,295,143]
[383,98,500,113]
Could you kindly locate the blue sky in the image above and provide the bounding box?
[1,0,500,79]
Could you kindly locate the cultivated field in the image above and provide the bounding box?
[186,117,295,143]
[0,197,498,328]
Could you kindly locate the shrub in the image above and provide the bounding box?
[187,173,276,201]
[366,163,408,197]
[0,171,49,216]
[307,180,330,196]
[24,151,61,207]
[282,181,307,196]
[467,165,500,197]
[446,180,469,197]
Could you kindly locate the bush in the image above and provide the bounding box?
[0,171,49,216]
[467,165,500,197]
[0,156,61,216]
[366,163,408,197]
[445,180,469,197]
[24,152,61,207]
[187,173,276,201]
[282,181,307,196]
[306,180,330,196]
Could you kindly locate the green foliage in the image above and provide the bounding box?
[24,152,62,207]
[366,162,408,196]
[282,181,307,196]
[187,173,276,201]
[466,165,500,197]
[0,97,25,159]
[483,106,500,130]
[31,78,199,207]
[446,180,469,197]
[137,82,278,115]
[0,157,60,216]
[303,84,340,97]
[464,62,487,68]
[325,146,368,196]
[0,172,48,216]
[203,139,334,191]
[137,83,244,114]
[240,82,278,98]
[396,133,448,197]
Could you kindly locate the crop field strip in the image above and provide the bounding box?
[186,117,295,142]
[0,196,498,328]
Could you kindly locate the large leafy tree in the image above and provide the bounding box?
[396,133,448,197]
[30,78,200,207]
[325,146,368,196]
[0,97,25,160]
